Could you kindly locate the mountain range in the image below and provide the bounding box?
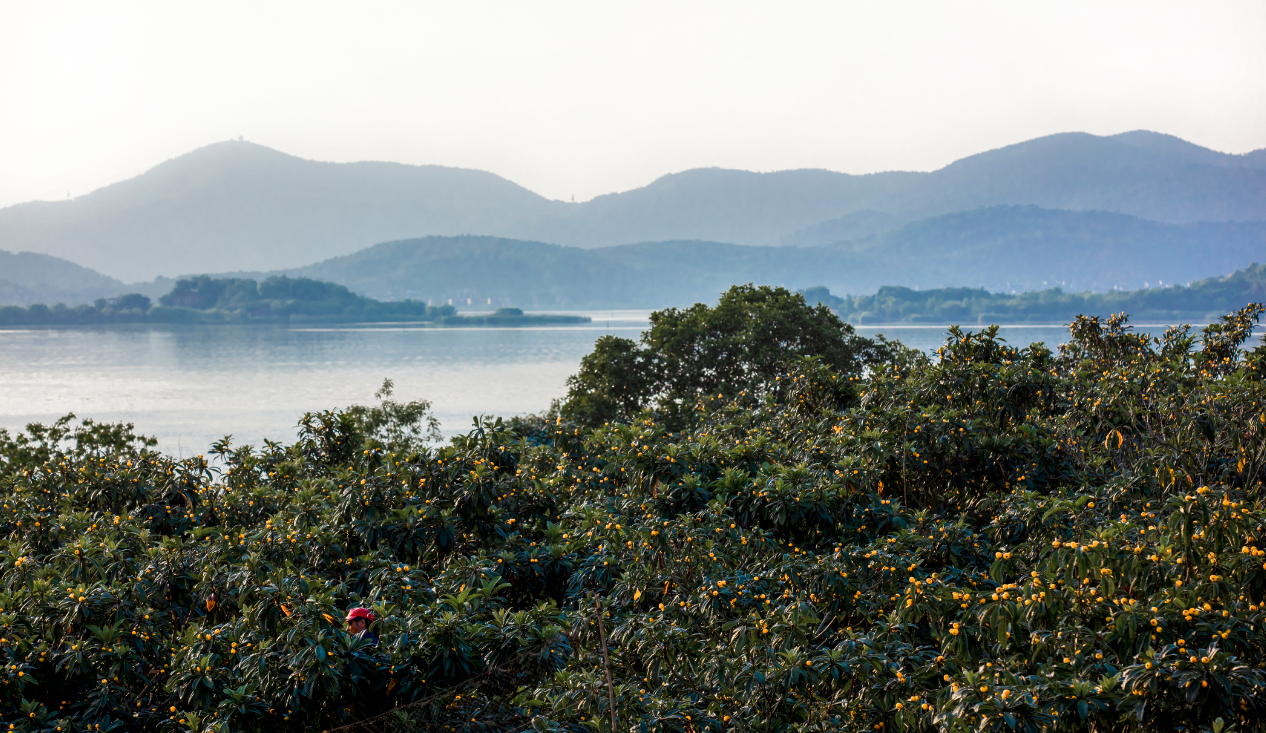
[1,130,1262,283]
[4,203,1265,309]
[278,206,1266,308]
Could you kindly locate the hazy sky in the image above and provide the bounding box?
[2,0,1264,208]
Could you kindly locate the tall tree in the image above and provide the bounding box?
[561,284,906,427]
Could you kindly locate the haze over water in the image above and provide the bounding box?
[0,315,1184,457]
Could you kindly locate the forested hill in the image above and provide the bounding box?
[1,130,1262,279]
[289,236,811,308]
[804,262,1266,324]
[4,204,1264,309]
[828,206,1266,294]
[0,250,130,306]
[287,208,1266,308]
[0,142,556,281]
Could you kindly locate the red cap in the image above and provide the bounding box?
[345,607,375,623]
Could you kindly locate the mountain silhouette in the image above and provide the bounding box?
[0,131,1262,280]
[5,204,1263,308]
[0,250,130,306]
[282,207,1266,308]
[0,142,560,280]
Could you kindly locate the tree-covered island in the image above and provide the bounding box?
[0,275,590,327]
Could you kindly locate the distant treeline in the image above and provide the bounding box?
[804,262,1266,324]
[0,276,588,327]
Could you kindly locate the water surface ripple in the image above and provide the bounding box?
[0,317,1174,456]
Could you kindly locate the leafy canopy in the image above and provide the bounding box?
[561,284,914,427]
[0,300,1265,732]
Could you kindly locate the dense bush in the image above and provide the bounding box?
[1,297,1265,732]
[560,285,915,428]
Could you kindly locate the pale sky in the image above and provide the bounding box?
[1,0,1264,208]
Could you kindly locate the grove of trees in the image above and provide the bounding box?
[0,276,587,327]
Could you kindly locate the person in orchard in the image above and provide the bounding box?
[345,607,379,646]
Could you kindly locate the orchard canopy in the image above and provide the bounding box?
[2,285,1266,733]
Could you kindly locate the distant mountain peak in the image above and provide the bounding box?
[1239,148,1266,168]
[2,130,1262,280]
[938,129,1252,173]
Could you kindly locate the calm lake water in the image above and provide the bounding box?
[0,316,1176,457]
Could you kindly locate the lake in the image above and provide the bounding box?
[0,316,1173,456]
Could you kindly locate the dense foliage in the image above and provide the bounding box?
[2,290,1266,732]
[0,276,587,327]
[804,262,1266,325]
[560,285,913,428]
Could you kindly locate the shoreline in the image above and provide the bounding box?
[0,314,594,330]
